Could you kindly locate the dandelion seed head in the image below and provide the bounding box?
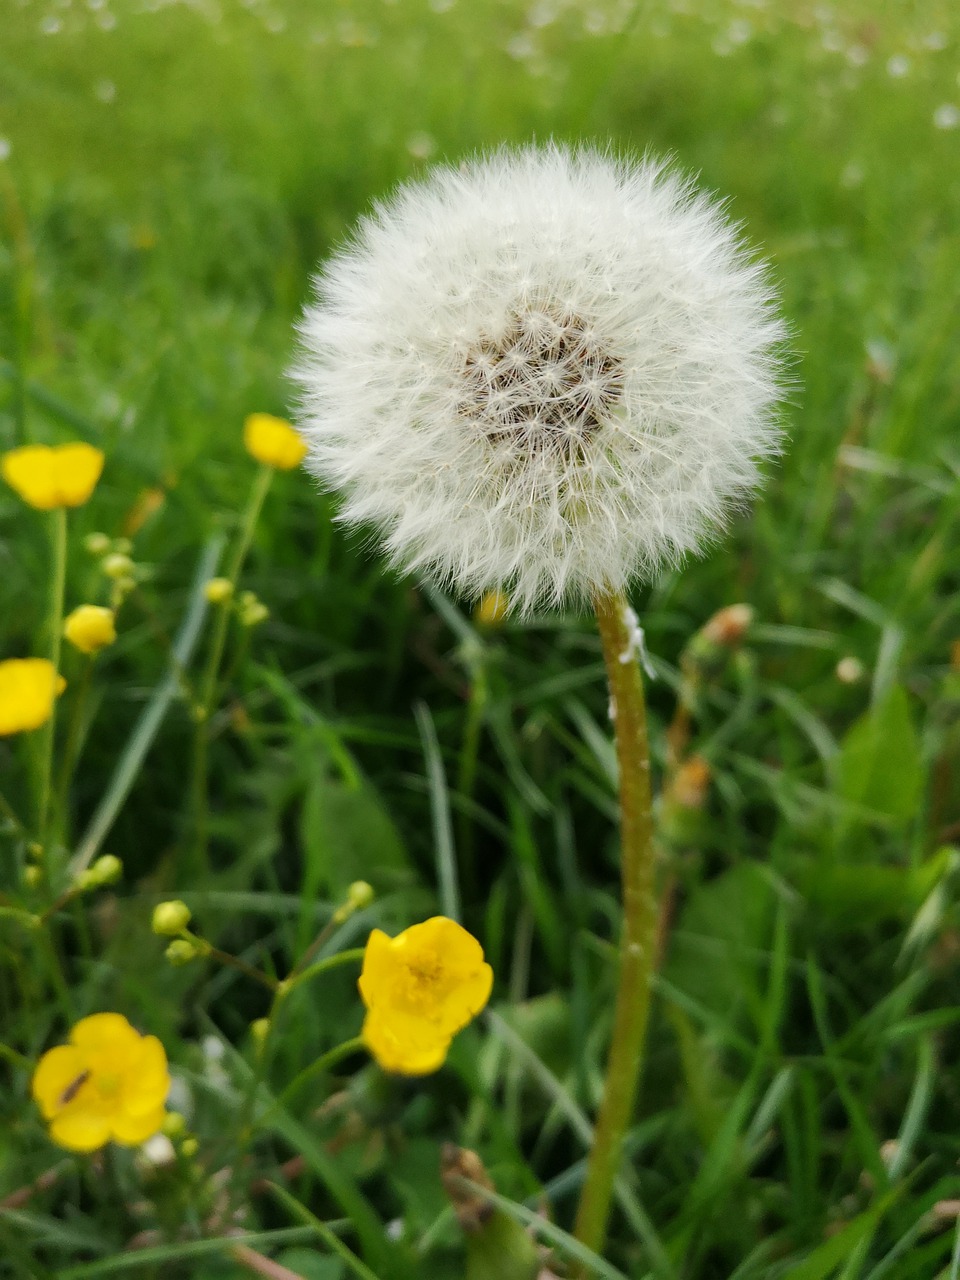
[294,144,786,613]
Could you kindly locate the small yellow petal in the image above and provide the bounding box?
[52,444,105,507]
[0,658,66,736]
[243,414,307,470]
[70,1012,141,1060]
[31,1045,87,1119]
[64,605,116,655]
[111,1105,167,1146]
[49,1109,113,1153]
[362,1012,451,1077]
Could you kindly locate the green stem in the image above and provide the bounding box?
[190,465,273,866]
[207,945,279,993]
[286,947,365,994]
[38,507,67,866]
[573,589,658,1264]
[54,657,92,841]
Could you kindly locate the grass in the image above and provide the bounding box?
[2,0,960,1276]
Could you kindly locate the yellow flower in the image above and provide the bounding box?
[64,605,117,655]
[31,1013,170,1152]
[243,414,307,470]
[0,659,66,736]
[358,916,493,1076]
[2,443,104,510]
[474,589,510,628]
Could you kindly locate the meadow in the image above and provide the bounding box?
[1,0,960,1276]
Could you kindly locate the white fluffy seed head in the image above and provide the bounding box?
[293,143,787,614]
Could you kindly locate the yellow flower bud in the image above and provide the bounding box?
[250,1018,271,1047]
[203,577,234,605]
[242,413,307,470]
[333,879,375,923]
[474,590,510,628]
[84,532,111,556]
[86,855,123,888]
[180,1137,199,1158]
[238,591,269,627]
[102,553,135,580]
[161,1110,187,1138]
[165,939,199,966]
[22,864,43,889]
[152,900,192,936]
[64,605,117,655]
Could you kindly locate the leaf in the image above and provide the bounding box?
[834,685,923,825]
[275,1250,346,1280]
[300,770,412,902]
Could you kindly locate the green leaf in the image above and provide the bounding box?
[275,1249,346,1280]
[300,770,412,902]
[834,685,923,826]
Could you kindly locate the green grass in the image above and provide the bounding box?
[2,0,960,1276]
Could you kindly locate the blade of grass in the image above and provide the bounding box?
[70,533,224,874]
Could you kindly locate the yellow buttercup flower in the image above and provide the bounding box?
[243,414,307,470]
[358,916,493,1076]
[64,605,116,655]
[0,659,66,736]
[2,443,104,510]
[31,1013,170,1153]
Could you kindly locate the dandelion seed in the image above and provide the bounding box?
[31,1013,170,1152]
[294,145,785,614]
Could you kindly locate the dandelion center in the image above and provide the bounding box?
[461,306,624,454]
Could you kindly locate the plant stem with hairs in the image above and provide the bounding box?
[573,588,658,1263]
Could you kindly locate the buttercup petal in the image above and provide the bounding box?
[53,444,104,507]
[49,1109,112,1153]
[31,1045,87,1118]
[362,1011,451,1076]
[111,1105,167,1146]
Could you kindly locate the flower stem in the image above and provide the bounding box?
[190,464,273,866]
[38,507,67,864]
[573,588,658,1262]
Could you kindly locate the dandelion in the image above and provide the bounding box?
[64,605,116,655]
[2,443,104,511]
[31,1013,169,1152]
[295,143,785,1251]
[243,413,307,470]
[294,144,783,614]
[358,917,493,1075]
[0,659,66,736]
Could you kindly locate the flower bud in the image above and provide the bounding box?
[180,1137,199,1158]
[203,577,234,605]
[64,605,117,655]
[162,1110,187,1138]
[84,531,111,556]
[250,1017,271,1047]
[165,939,199,966]
[238,591,269,627]
[102,552,135,580]
[474,590,509,628]
[22,864,42,889]
[836,656,865,684]
[333,879,375,924]
[153,900,192,936]
[86,854,123,887]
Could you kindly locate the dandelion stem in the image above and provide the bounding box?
[573,588,658,1264]
[38,506,67,866]
[190,464,273,866]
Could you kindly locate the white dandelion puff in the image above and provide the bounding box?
[293,144,786,613]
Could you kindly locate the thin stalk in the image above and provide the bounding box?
[190,465,273,864]
[573,589,658,1263]
[54,657,93,840]
[38,507,67,864]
